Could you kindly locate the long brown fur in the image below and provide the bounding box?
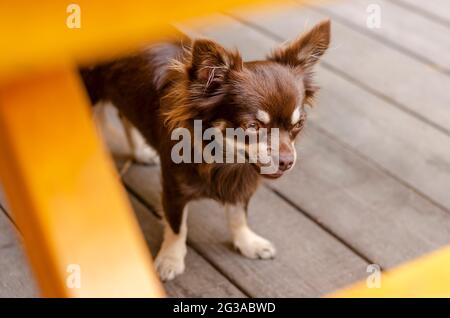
[80,20,331,234]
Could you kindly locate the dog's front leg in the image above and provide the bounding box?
[155,199,188,281]
[226,203,276,259]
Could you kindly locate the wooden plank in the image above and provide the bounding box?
[312,0,450,72]
[311,70,450,214]
[128,194,246,298]
[0,67,164,297]
[392,0,450,28]
[331,244,450,297]
[0,209,38,297]
[227,3,450,135]
[178,13,450,222]
[270,127,450,269]
[124,165,369,297]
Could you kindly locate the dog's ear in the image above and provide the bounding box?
[268,20,331,105]
[189,39,242,91]
[163,40,242,130]
[269,19,330,69]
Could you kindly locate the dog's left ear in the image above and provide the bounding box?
[189,39,242,92]
[268,20,331,104]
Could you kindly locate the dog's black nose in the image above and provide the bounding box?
[279,154,294,171]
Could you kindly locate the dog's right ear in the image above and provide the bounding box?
[268,20,330,70]
[268,20,330,106]
[189,39,242,91]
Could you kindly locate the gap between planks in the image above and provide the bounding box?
[0,206,37,297]
[309,0,450,74]
[391,0,450,30]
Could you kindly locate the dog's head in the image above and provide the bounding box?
[165,20,330,178]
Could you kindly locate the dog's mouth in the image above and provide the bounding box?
[251,163,285,179]
[261,170,284,179]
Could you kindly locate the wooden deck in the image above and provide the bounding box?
[1,0,450,297]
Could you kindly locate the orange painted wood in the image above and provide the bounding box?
[330,245,450,298]
[0,0,277,81]
[0,67,165,297]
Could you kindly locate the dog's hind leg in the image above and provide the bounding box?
[154,194,188,281]
[226,203,276,259]
[120,115,159,165]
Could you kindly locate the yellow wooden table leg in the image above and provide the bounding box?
[330,245,450,298]
[0,67,165,297]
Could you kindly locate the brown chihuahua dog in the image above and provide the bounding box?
[81,20,331,281]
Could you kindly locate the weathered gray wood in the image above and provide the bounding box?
[0,210,38,297]
[269,127,450,268]
[124,165,369,297]
[392,0,450,28]
[228,3,450,135]
[178,13,450,218]
[312,0,450,72]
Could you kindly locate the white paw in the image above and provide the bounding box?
[154,250,186,281]
[133,145,159,165]
[233,229,276,259]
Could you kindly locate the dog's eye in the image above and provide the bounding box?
[293,120,304,130]
[293,114,307,130]
[245,122,260,130]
